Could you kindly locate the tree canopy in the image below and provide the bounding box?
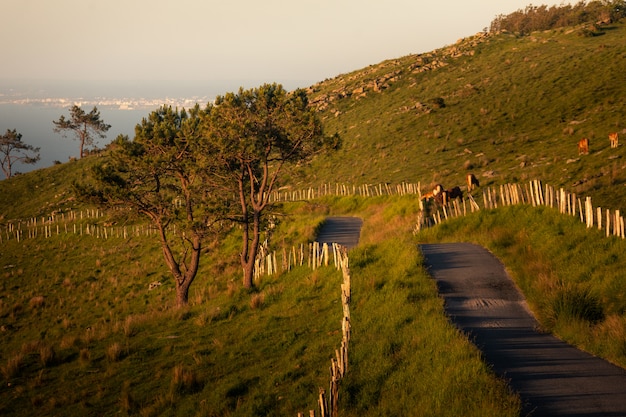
[490,1,626,34]
[53,105,111,158]
[0,129,40,179]
[206,83,339,288]
[79,83,338,303]
[79,105,225,306]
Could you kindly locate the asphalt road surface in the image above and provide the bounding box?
[315,216,363,249]
[420,242,626,417]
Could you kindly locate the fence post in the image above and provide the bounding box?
[318,389,328,417]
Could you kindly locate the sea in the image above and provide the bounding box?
[0,78,312,176]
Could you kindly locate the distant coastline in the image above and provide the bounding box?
[0,95,214,111]
[0,78,314,110]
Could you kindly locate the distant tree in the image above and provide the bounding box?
[0,129,41,178]
[53,105,111,158]
[77,105,226,307]
[490,1,626,34]
[205,83,339,289]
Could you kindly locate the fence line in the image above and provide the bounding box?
[416,179,626,239]
[1,182,423,245]
[269,182,421,202]
[4,180,624,245]
[298,243,351,417]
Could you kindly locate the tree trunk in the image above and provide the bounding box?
[241,210,261,289]
[176,276,193,306]
[157,223,202,307]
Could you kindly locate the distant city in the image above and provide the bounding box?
[0,95,214,110]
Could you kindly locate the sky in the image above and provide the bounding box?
[1,0,568,91]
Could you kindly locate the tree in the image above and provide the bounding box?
[77,105,225,307]
[0,129,40,178]
[53,105,111,158]
[206,83,339,288]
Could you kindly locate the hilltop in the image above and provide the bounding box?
[298,20,626,210]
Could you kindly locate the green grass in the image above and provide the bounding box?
[0,195,524,416]
[343,233,520,416]
[302,21,626,210]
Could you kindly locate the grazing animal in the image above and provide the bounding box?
[609,132,619,149]
[432,184,444,196]
[447,186,463,200]
[436,186,463,206]
[466,173,480,192]
[578,138,589,155]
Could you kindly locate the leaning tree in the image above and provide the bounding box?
[205,83,339,289]
[77,105,226,306]
[0,129,40,178]
[53,105,111,158]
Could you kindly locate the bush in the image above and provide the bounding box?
[548,284,604,325]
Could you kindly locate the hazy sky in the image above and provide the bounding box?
[3,0,567,88]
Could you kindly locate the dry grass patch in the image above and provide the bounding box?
[106,342,124,362]
[1,352,24,380]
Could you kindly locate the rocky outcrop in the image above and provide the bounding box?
[308,31,493,114]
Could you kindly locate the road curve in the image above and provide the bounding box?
[420,242,626,416]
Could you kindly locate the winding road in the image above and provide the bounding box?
[315,218,626,415]
[421,243,626,417]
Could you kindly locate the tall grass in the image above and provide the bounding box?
[339,202,520,416]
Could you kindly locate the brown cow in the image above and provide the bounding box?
[609,132,619,149]
[466,173,480,192]
[578,138,589,155]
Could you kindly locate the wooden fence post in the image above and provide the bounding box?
[318,389,328,417]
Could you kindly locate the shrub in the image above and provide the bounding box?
[547,283,604,325]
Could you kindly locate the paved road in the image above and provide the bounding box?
[420,242,626,417]
[315,216,363,249]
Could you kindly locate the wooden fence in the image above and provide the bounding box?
[269,182,421,202]
[297,243,351,417]
[416,179,626,239]
[0,208,161,243]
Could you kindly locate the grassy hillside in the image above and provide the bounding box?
[2,19,626,417]
[0,195,522,416]
[301,21,626,210]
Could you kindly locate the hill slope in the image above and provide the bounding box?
[1,18,626,417]
[2,22,625,220]
[300,21,626,210]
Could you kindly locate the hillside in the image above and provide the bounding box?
[1,18,626,417]
[300,21,626,211]
[2,21,626,219]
